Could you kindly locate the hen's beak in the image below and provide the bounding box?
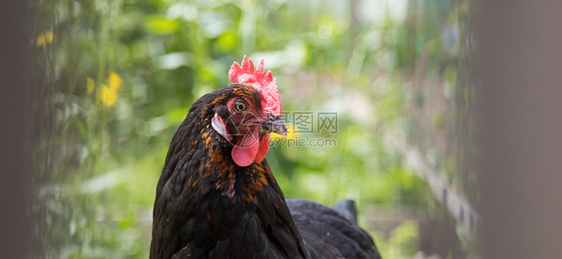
[255,118,287,137]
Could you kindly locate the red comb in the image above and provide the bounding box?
[229,56,282,117]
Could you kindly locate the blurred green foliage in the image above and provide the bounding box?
[30,0,473,258]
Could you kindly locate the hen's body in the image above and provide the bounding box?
[150,83,380,258]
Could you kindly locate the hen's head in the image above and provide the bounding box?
[210,56,286,167]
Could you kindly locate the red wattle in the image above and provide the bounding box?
[254,133,270,164]
[231,128,260,167]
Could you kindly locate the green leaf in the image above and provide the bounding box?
[144,16,179,35]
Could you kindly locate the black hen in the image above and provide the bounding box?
[150,57,380,259]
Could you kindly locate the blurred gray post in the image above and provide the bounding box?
[476,1,562,258]
[0,0,30,258]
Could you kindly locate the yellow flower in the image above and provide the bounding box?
[36,31,54,48]
[108,72,122,90]
[97,72,123,107]
[87,77,95,94]
[100,84,118,107]
[271,122,298,140]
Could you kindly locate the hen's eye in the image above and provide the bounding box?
[234,101,247,114]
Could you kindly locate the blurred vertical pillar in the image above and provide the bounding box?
[0,0,30,258]
[475,1,562,258]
